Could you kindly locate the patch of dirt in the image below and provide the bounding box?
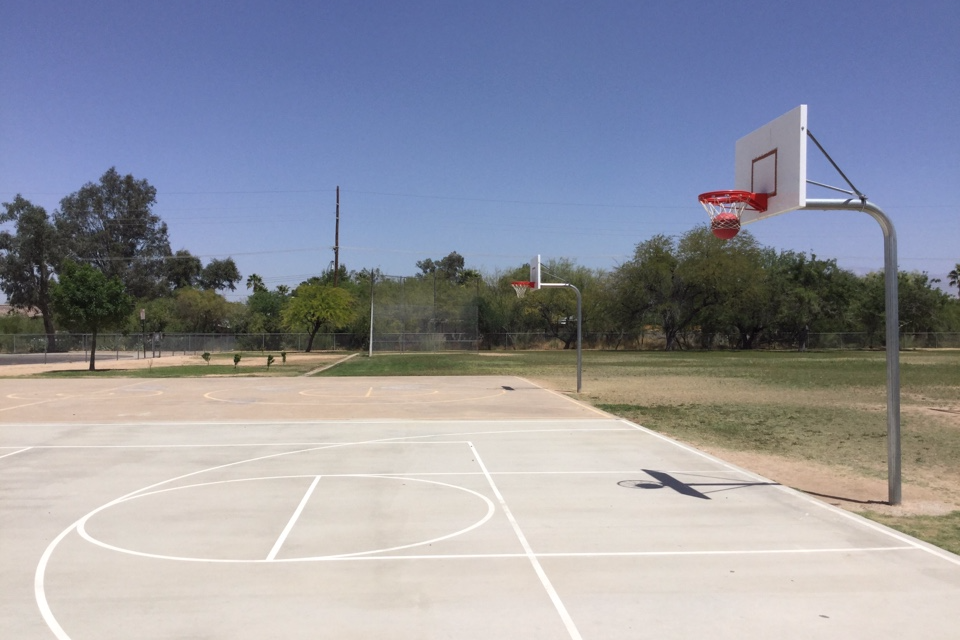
[546,374,883,408]
[699,447,960,517]
[0,352,345,377]
[533,374,960,517]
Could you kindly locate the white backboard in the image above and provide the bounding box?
[734,105,808,224]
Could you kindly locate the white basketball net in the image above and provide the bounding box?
[700,198,748,228]
[511,282,534,298]
[698,191,766,230]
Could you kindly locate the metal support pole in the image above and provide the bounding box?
[333,186,340,287]
[541,282,582,393]
[803,198,900,504]
[368,273,375,357]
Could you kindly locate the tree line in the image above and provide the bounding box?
[4,169,960,368]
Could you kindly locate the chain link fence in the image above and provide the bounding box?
[2,331,960,356]
[370,275,480,353]
[0,332,353,356]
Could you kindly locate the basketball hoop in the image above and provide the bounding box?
[511,281,535,298]
[698,190,768,240]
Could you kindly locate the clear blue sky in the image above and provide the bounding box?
[2,1,958,300]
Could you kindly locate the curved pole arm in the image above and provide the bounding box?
[801,198,900,505]
[540,282,583,393]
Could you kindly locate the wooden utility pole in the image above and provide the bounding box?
[333,185,340,287]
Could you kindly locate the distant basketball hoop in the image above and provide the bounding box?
[511,281,535,298]
[698,190,768,240]
[512,256,582,393]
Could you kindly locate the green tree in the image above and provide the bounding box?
[853,270,951,344]
[50,261,133,371]
[948,264,960,298]
[416,251,480,285]
[524,258,595,349]
[703,237,775,349]
[130,296,176,335]
[245,286,290,333]
[199,257,241,292]
[282,283,356,352]
[164,249,203,290]
[0,196,59,350]
[171,288,231,333]
[54,168,171,298]
[478,267,531,349]
[611,229,714,350]
[769,252,861,347]
[898,271,953,333]
[246,273,267,294]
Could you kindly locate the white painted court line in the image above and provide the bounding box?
[470,442,583,640]
[32,415,960,640]
[0,398,64,413]
[37,438,421,640]
[276,546,917,562]
[77,471,497,563]
[516,376,612,418]
[267,475,321,561]
[619,419,960,568]
[0,425,631,449]
[0,446,32,459]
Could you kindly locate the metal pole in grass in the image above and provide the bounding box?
[512,277,582,393]
[536,283,582,394]
[803,198,900,505]
[368,271,375,357]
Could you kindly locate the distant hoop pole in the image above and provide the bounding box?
[368,272,376,358]
[513,279,582,393]
[541,282,582,394]
[803,198,900,505]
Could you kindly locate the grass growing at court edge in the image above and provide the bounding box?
[313,351,568,377]
[326,349,960,555]
[861,511,960,556]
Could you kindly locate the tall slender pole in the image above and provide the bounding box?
[574,284,582,393]
[540,282,582,393]
[803,198,900,505]
[368,272,375,357]
[333,186,340,287]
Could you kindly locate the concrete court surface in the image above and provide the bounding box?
[2,376,959,639]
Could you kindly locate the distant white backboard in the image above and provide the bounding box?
[530,255,541,290]
[735,105,808,223]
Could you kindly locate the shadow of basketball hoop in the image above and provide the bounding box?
[618,469,780,500]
